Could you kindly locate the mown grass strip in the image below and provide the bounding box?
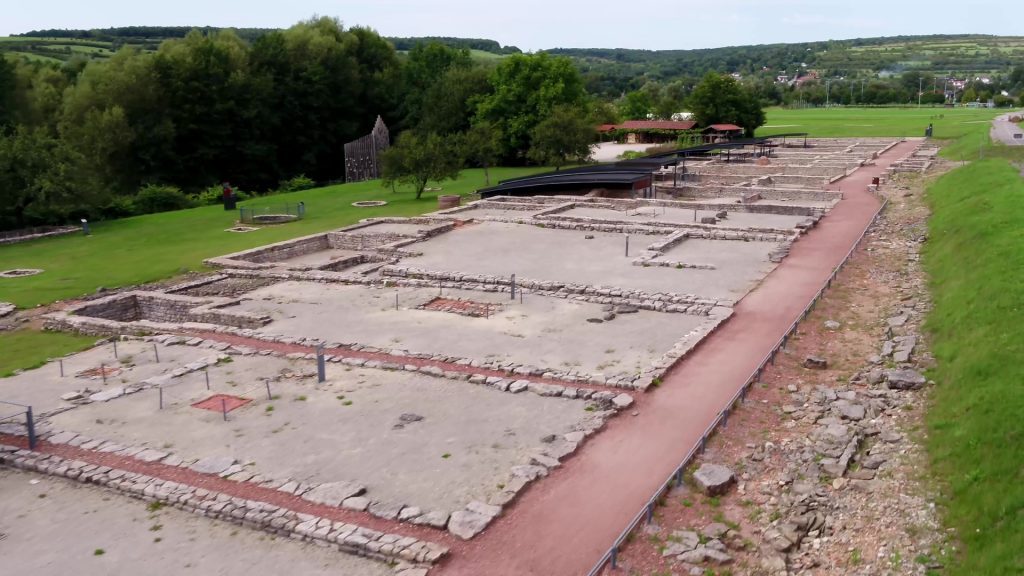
[924,157,1024,575]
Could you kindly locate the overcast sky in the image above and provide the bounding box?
[3,0,1017,51]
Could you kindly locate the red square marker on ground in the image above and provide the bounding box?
[191,394,251,413]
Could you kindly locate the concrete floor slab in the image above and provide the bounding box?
[0,341,223,415]
[561,206,808,230]
[403,221,775,299]
[0,468,393,576]
[232,282,708,376]
[47,355,595,512]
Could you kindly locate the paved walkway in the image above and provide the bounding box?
[990,111,1024,146]
[437,139,923,576]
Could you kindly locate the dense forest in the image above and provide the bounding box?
[0,18,620,230]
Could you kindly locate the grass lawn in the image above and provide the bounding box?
[923,158,1024,575]
[0,329,97,377]
[758,106,1003,149]
[0,167,542,309]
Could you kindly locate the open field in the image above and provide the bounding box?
[924,158,1024,575]
[758,106,1004,143]
[0,167,543,309]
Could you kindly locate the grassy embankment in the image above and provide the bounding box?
[923,154,1024,575]
[0,167,541,372]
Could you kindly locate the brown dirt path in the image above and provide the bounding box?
[436,139,923,576]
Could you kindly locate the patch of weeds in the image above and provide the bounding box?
[441,453,451,459]
[584,405,596,412]
[342,400,353,406]
[93,549,105,556]
[294,395,307,401]
[768,509,782,522]
[496,483,505,490]
[146,502,165,513]
[270,394,281,400]
[336,395,346,400]
[149,523,163,532]
[216,357,233,365]
[37,493,46,499]
[681,498,693,507]
[265,405,274,413]
[849,548,862,566]
[706,496,721,508]
[153,537,162,543]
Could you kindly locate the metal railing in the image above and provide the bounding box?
[238,203,306,225]
[0,401,36,449]
[588,195,889,576]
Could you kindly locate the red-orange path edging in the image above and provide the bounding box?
[435,139,923,576]
[0,432,458,546]
[187,331,634,396]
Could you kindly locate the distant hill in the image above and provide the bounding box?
[547,34,1024,95]
[3,27,519,63]
[4,29,1021,96]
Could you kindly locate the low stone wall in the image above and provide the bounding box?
[0,446,446,570]
[45,291,271,336]
[0,225,80,246]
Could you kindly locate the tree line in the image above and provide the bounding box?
[0,17,770,231]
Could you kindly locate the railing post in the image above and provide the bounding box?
[610,546,618,569]
[25,406,36,450]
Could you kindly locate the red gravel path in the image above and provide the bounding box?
[0,432,457,546]
[435,139,923,576]
[188,331,632,395]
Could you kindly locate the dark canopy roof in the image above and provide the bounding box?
[477,137,782,198]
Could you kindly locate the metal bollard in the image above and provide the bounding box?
[113,339,118,359]
[625,234,630,257]
[510,274,516,301]
[221,398,228,421]
[205,367,210,390]
[317,345,326,383]
[265,380,272,400]
[101,363,107,385]
[159,387,164,410]
[59,359,64,377]
[153,343,160,363]
[26,406,36,450]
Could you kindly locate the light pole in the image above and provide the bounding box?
[826,79,831,107]
[918,77,923,108]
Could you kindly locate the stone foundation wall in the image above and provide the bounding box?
[0,225,80,245]
[46,292,271,336]
[0,446,446,569]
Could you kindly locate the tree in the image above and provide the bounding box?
[475,53,588,160]
[688,72,765,137]
[460,122,502,186]
[400,42,473,130]
[418,66,492,135]
[961,87,978,103]
[381,131,463,199]
[620,90,653,120]
[526,106,595,170]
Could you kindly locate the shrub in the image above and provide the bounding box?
[100,196,136,219]
[134,184,195,214]
[278,174,315,192]
[190,185,252,206]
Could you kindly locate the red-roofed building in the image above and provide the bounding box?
[702,123,744,143]
[598,120,699,144]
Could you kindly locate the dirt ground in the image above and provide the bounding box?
[0,468,393,576]
[48,355,595,512]
[232,282,709,376]
[404,221,776,299]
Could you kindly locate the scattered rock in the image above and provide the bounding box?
[448,510,491,540]
[303,481,367,507]
[885,368,926,390]
[189,455,237,475]
[693,463,735,496]
[824,320,841,330]
[802,356,828,369]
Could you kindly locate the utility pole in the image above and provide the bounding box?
[826,79,831,107]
